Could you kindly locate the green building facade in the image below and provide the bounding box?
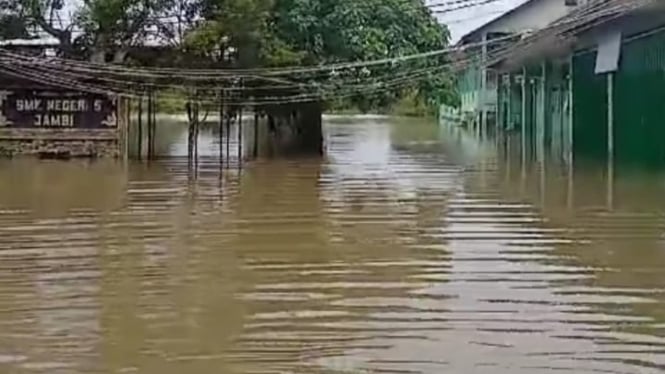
[496,60,573,165]
[495,17,665,170]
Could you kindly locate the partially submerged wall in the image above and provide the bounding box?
[0,77,127,158]
[262,101,324,157]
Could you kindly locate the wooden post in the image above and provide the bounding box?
[146,92,151,160]
[219,90,224,165]
[253,111,259,159]
[194,101,199,161]
[607,72,614,210]
[225,110,231,168]
[238,105,243,166]
[186,98,200,163]
[124,97,130,163]
[146,93,150,160]
[147,91,153,160]
[137,95,143,160]
[151,91,157,160]
[186,100,192,160]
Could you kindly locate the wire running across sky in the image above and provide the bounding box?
[0,32,526,107]
[0,0,649,107]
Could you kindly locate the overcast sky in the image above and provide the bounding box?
[428,0,526,43]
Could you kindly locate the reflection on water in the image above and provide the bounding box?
[0,115,665,373]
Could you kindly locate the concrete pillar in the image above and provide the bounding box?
[507,73,512,131]
[262,103,324,156]
[568,58,574,165]
[607,72,614,210]
[480,32,488,139]
[567,57,574,210]
[540,62,547,161]
[540,62,547,207]
[298,102,324,155]
[521,67,527,179]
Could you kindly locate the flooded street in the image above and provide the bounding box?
[1,115,665,374]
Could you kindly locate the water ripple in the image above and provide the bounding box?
[0,118,663,373]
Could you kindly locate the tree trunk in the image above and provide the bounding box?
[112,49,129,64]
[90,48,106,63]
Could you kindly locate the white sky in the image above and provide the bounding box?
[428,0,527,43]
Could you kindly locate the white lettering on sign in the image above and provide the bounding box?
[34,114,74,127]
[45,99,89,112]
[5,93,111,128]
[16,99,42,111]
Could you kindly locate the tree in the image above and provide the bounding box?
[0,0,30,40]
[181,0,283,68]
[15,0,457,111]
[267,0,455,110]
[17,0,173,62]
[179,0,456,110]
[76,0,173,62]
[19,0,76,55]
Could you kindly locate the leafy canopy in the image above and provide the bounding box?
[0,0,30,40]
[9,0,457,110]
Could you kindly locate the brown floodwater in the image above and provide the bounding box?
[0,115,665,374]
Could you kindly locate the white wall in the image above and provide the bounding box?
[457,0,584,116]
[467,0,581,41]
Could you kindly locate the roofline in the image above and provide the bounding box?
[457,0,537,45]
[487,0,659,71]
[0,38,60,47]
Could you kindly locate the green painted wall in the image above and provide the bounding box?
[496,62,572,165]
[494,25,665,170]
[614,29,665,168]
[542,62,571,165]
[572,50,608,163]
[458,62,481,113]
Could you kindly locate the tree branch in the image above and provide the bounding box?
[25,0,73,55]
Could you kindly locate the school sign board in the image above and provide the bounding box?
[0,90,117,129]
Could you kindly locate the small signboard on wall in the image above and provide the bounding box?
[595,30,622,74]
[0,90,117,129]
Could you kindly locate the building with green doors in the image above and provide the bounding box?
[453,0,582,131]
[491,0,665,170]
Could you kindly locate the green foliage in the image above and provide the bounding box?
[15,0,173,60]
[178,0,456,111]
[155,90,189,114]
[391,89,434,117]
[15,0,458,114]
[76,0,173,62]
[272,0,448,63]
[267,0,456,111]
[182,0,280,67]
[0,0,30,40]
